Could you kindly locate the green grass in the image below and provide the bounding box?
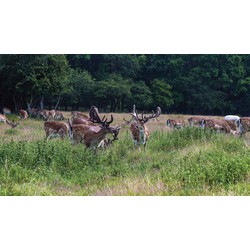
[0,125,249,196]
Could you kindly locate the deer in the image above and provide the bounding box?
[200,118,238,135]
[124,105,161,151]
[68,106,121,149]
[237,117,250,135]
[71,116,94,126]
[18,109,29,119]
[27,104,41,118]
[0,114,20,128]
[54,110,65,120]
[166,119,185,129]
[71,111,89,119]
[39,109,56,120]
[44,120,71,140]
[188,116,205,127]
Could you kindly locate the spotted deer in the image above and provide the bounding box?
[125,105,161,151]
[40,110,56,120]
[71,111,89,119]
[188,116,205,127]
[27,104,40,118]
[69,106,120,149]
[200,118,237,135]
[44,121,71,140]
[54,110,65,120]
[0,114,20,128]
[18,110,29,119]
[166,119,185,129]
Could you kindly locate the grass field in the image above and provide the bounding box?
[0,112,250,196]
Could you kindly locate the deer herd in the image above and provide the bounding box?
[0,105,250,152]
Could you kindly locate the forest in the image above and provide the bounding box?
[0,54,249,116]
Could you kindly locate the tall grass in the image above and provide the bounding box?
[0,126,249,195]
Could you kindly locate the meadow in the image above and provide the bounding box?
[0,112,250,196]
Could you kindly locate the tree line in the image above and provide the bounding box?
[0,54,249,116]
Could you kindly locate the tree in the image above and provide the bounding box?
[129,81,153,111]
[0,55,70,111]
[64,68,95,110]
[94,73,132,112]
[150,79,173,112]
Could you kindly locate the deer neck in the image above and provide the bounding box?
[86,128,108,147]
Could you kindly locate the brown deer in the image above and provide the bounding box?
[18,110,29,119]
[27,104,40,118]
[71,111,89,119]
[44,121,70,140]
[40,109,56,120]
[166,119,185,129]
[125,105,161,151]
[188,116,205,127]
[200,118,235,134]
[0,114,20,128]
[69,106,120,149]
[54,110,65,120]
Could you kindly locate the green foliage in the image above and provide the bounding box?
[150,79,173,108]
[0,54,250,115]
[5,129,19,135]
[0,127,249,195]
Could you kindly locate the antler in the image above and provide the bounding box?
[89,106,113,125]
[139,107,161,123]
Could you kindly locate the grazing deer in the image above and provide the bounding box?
[2,107,11,115]
[0,114,20,128]
[125,105,161,151]
[237,117,250,135]
[166,119,185,129]
[44,121,71,140]
[69,106,120,149]
[188,116,204,127]
[200,118,236,134]
[18,110,28,119]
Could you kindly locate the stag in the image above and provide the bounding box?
[0,114,20,128]
[18,110,29,120]
[125,105,161,151]
[69,106,120,149]
[44,121,70,140]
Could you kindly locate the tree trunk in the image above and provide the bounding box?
[40,96,44,110]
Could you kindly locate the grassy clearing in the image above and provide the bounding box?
[0,113,249,195]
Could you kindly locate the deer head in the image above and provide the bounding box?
[89,106,115,131]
